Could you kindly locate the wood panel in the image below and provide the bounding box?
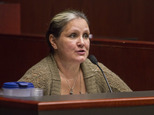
[20,0,82,35]
[1,0,153,41]
[0,3,20,34]
[20,0,154,41]
[0,34,49,87]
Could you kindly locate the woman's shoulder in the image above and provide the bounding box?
[27,55,52,74]
[18,55,54,81]
[82,58,107,73]
[18,55,56,91]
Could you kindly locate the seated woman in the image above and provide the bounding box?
[18,10,132,95]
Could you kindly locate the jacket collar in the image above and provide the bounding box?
[81,59,99,94]
[81,59,98,78]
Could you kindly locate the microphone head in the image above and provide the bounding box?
[88,55,98,65]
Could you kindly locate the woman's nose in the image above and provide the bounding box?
[77,36,84,47]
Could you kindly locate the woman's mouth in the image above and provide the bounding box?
[76,50,86,55]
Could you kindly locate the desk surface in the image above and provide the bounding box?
[1,90,154,111]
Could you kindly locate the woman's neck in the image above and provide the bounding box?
[54,54,81,79]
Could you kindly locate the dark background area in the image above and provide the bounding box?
[0,0,154,41]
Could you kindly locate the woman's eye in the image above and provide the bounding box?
[83,33,89,39]
[69,33,77,38]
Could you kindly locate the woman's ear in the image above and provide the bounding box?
[49,34,57,49]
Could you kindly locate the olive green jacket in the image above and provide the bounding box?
[19,54,132,95]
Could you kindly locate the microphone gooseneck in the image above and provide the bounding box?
[88,55,113,93]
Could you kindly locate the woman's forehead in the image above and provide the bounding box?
[62,18,90,32]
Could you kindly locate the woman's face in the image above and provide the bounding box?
[53,18,90,64]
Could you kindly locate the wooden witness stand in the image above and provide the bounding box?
[1,91,154,115]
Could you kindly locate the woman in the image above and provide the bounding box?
[19,10,132,95]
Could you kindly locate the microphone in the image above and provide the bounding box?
[88,55,113,93]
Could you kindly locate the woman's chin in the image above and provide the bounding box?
[76,57,87,63]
